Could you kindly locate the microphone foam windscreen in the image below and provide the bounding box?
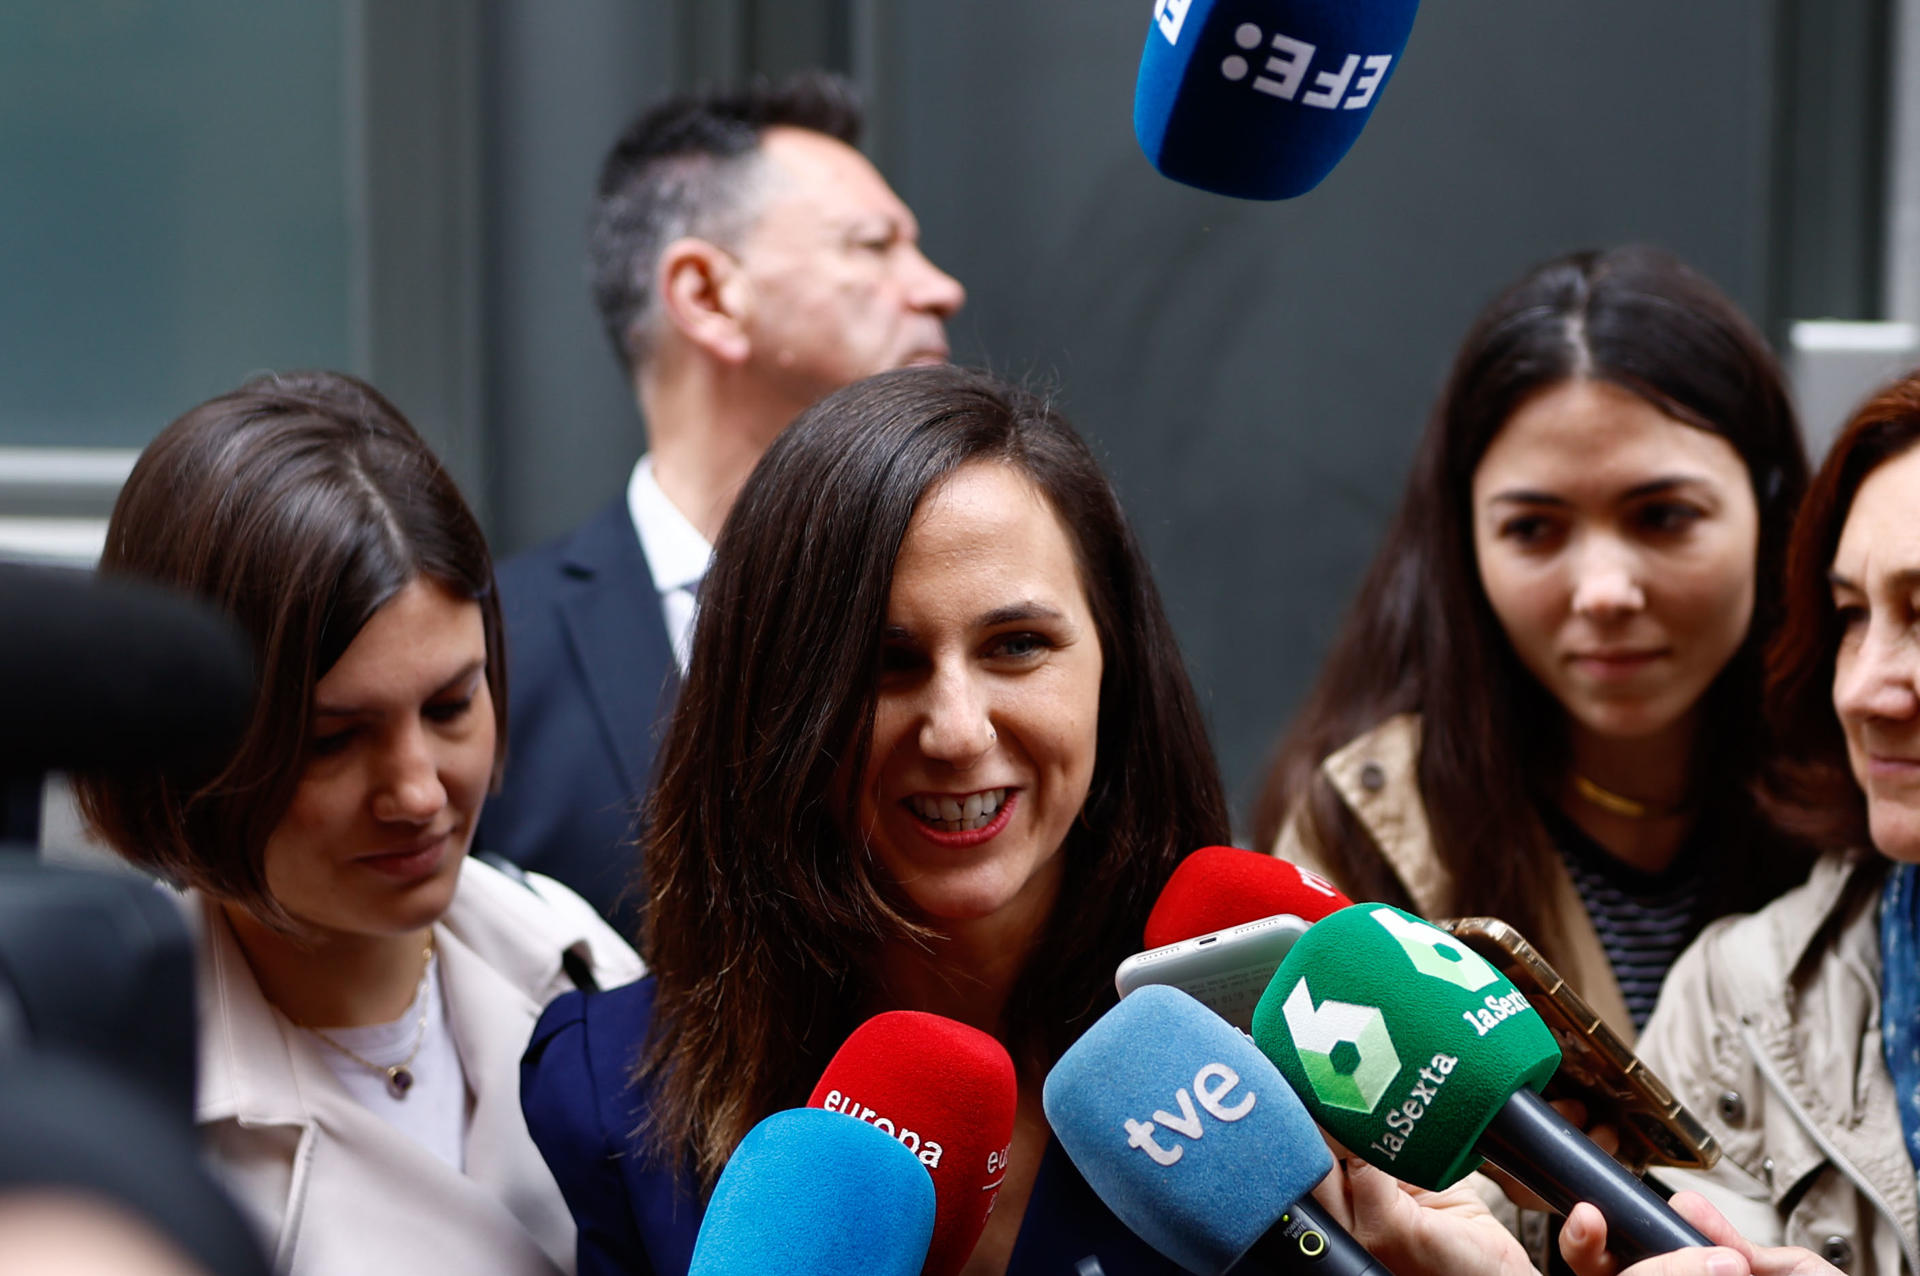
[1250,904,1560,1189]
[808,1012,1017,1276]
[1135,0,1421,199]
[1043,984,1331,1275]
[0,565,254,776]
[1144,846,1353,949]
[688,1108,934,1276]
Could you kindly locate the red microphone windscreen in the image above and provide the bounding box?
[808,1012,1017,1276]
[1143,846,1354,949]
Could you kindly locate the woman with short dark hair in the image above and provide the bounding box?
[1254,246,1814,1040]
[74,370,641,1275]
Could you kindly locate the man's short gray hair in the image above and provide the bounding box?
[587,71,864,375]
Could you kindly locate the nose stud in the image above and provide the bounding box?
[987,726,997,745]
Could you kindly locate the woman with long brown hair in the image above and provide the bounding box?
[522,365,1233,1274]
[1253,246,1813,1040]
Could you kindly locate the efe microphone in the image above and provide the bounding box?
[808,1012,1017,1276]
[1251,904,1712,1262]
[1134,0,1422,199]
[1046,984,1394,1276]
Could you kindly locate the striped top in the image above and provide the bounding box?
[1543,806,1706,1030]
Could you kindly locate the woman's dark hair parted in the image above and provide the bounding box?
[1251,245,1812,954]
[1766,370,1920,847]
[73,370,505,929]
[639,365,1230,1188]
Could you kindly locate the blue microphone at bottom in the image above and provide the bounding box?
[688,1107,936,1275]
[1045,984,1394,1276]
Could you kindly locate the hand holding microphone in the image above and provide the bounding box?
[1309,1151,1538,1276]
[1562,1192,1843,1276]
[1251,903,1712,1262]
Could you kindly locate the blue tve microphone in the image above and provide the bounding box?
[1135,0,1421,199]
[1044,985,1393,1276]
[687,1107,936,1275]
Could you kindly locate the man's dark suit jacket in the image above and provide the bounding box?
[477,496,678,931]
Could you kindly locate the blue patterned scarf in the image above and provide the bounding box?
[1879,861,1920,1171]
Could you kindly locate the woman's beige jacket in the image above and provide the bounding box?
[190,857,645,1275]
[1639,850,1919,1276]
[1270,713,1637,1043]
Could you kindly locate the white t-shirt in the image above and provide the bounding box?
[310,952,468,1172]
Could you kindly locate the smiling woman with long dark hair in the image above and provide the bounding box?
[522,365,1234,1275]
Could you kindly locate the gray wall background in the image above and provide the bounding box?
[0,2,1886,827]
[480,1,1887,823]
[0,2,353,448]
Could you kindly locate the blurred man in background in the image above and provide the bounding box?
[480,72,965,926]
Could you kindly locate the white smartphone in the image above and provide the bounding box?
[1113,913,1312,1031]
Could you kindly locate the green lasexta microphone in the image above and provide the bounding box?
[1251,904,1710,1262]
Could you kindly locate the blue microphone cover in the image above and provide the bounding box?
[1135,0,1420,199]
[1043,984,1332,1275]
[688,1108,935,1276]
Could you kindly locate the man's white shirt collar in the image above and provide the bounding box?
[626,455,713,673]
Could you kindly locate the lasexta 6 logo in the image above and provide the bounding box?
[1280,979,1400,1113]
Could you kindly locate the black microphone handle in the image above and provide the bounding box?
[1475,1087,1711,1263]
[1228,1196,1396,1276]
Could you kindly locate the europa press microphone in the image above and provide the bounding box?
[1116,846,1352,1031]
[807,1012,1018,1276]
[1134,0,1421,199]
[1250,904,1712,1262]
[1046,984,1394,1276]
[686,1107,935,1276]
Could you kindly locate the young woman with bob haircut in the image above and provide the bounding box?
[74,371,642,1275]
[1254,245,1814,1041]
[523,366,1601,1276]
[1638,369,1920,1276]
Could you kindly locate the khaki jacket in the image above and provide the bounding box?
[1639,850,1920,1276]
[1270,713,1637,1043]
[191,858,645,1276]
